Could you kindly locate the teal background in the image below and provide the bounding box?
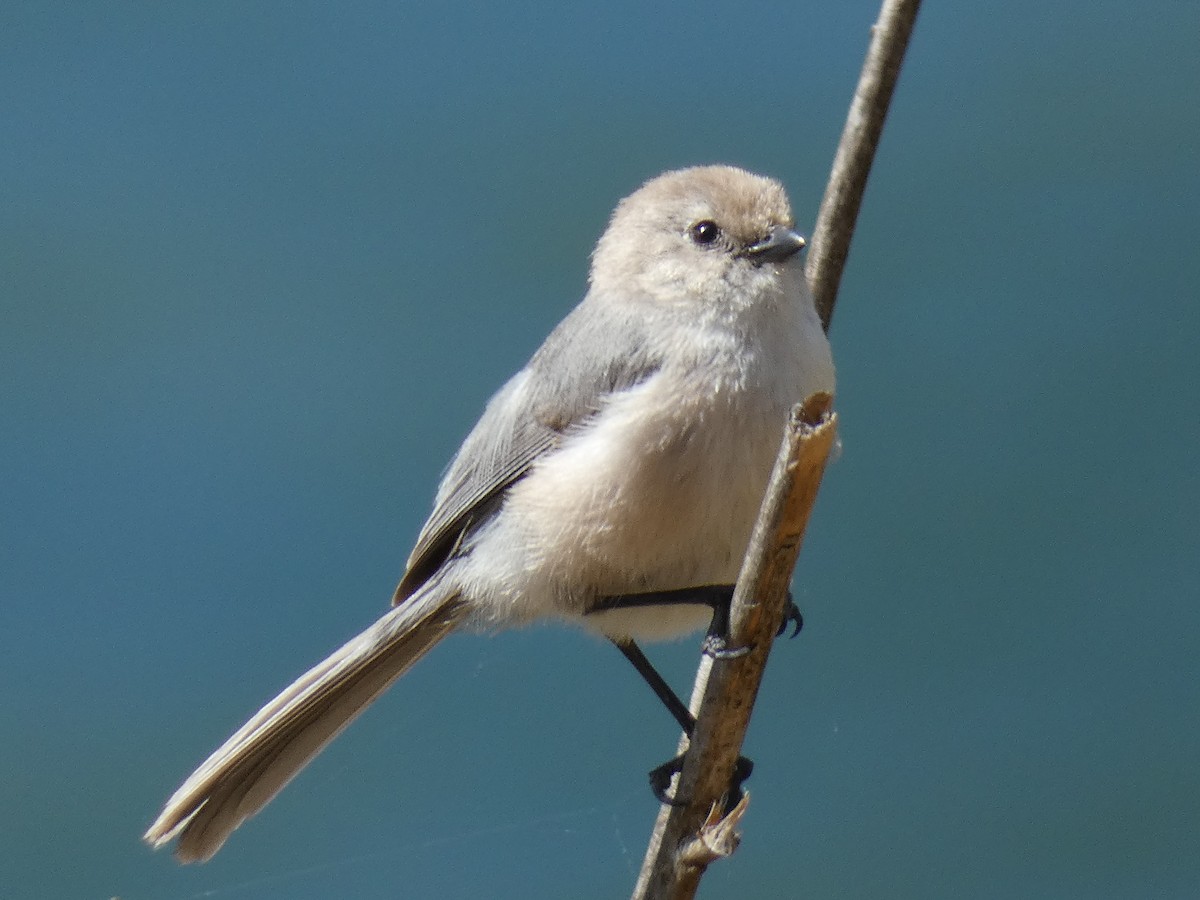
[3,3,1198,898]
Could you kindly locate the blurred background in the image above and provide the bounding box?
[3,2,1198,897]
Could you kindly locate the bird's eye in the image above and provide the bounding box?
[689,220,721,245]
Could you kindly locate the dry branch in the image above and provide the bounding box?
[806,0,923,332]
[631,0,922,895]
[631,394,838,900]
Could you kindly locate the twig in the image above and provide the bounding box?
[631,394,839,900]
[806,0,923,331]
[676,795,749,870]
[631,1,922,895]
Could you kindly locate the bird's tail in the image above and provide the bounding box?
[144,584,467,863]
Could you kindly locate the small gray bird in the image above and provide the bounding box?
[144,165,835,862]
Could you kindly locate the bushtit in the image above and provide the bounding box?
[145,165,835,862]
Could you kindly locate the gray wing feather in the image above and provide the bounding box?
[394,296,662,603]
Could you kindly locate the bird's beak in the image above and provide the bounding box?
[743,226,806,263]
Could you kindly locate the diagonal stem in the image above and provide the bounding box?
[631,395,839,899]
[806,0,924,332]
[632,3,922,892]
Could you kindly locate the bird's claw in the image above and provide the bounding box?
[649,755,688,806]
[648,753,755,807]
[704,594,802,656]
[777,596,804,638]
[702,632,753,659]
[728,754,754,807]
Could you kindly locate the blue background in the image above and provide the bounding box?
[3,2,1198,897]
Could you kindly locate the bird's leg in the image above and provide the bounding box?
[612,638,696,736]
[595,585,804,805]
[612,637,754,806]
[592,584,803,658]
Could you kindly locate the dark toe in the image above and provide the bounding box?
[777,594,804,639]
[728,755,755,806]
[648,755,688,806]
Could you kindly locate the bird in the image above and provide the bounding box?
[144,164,835,863]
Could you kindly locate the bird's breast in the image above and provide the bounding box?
[458,297,833,640]
[505,367,803,618]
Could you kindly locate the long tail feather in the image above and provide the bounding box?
[144,587,466,862]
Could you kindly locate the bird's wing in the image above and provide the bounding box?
[393,298,662,603]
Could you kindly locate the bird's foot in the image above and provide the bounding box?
[648,753,755,807]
